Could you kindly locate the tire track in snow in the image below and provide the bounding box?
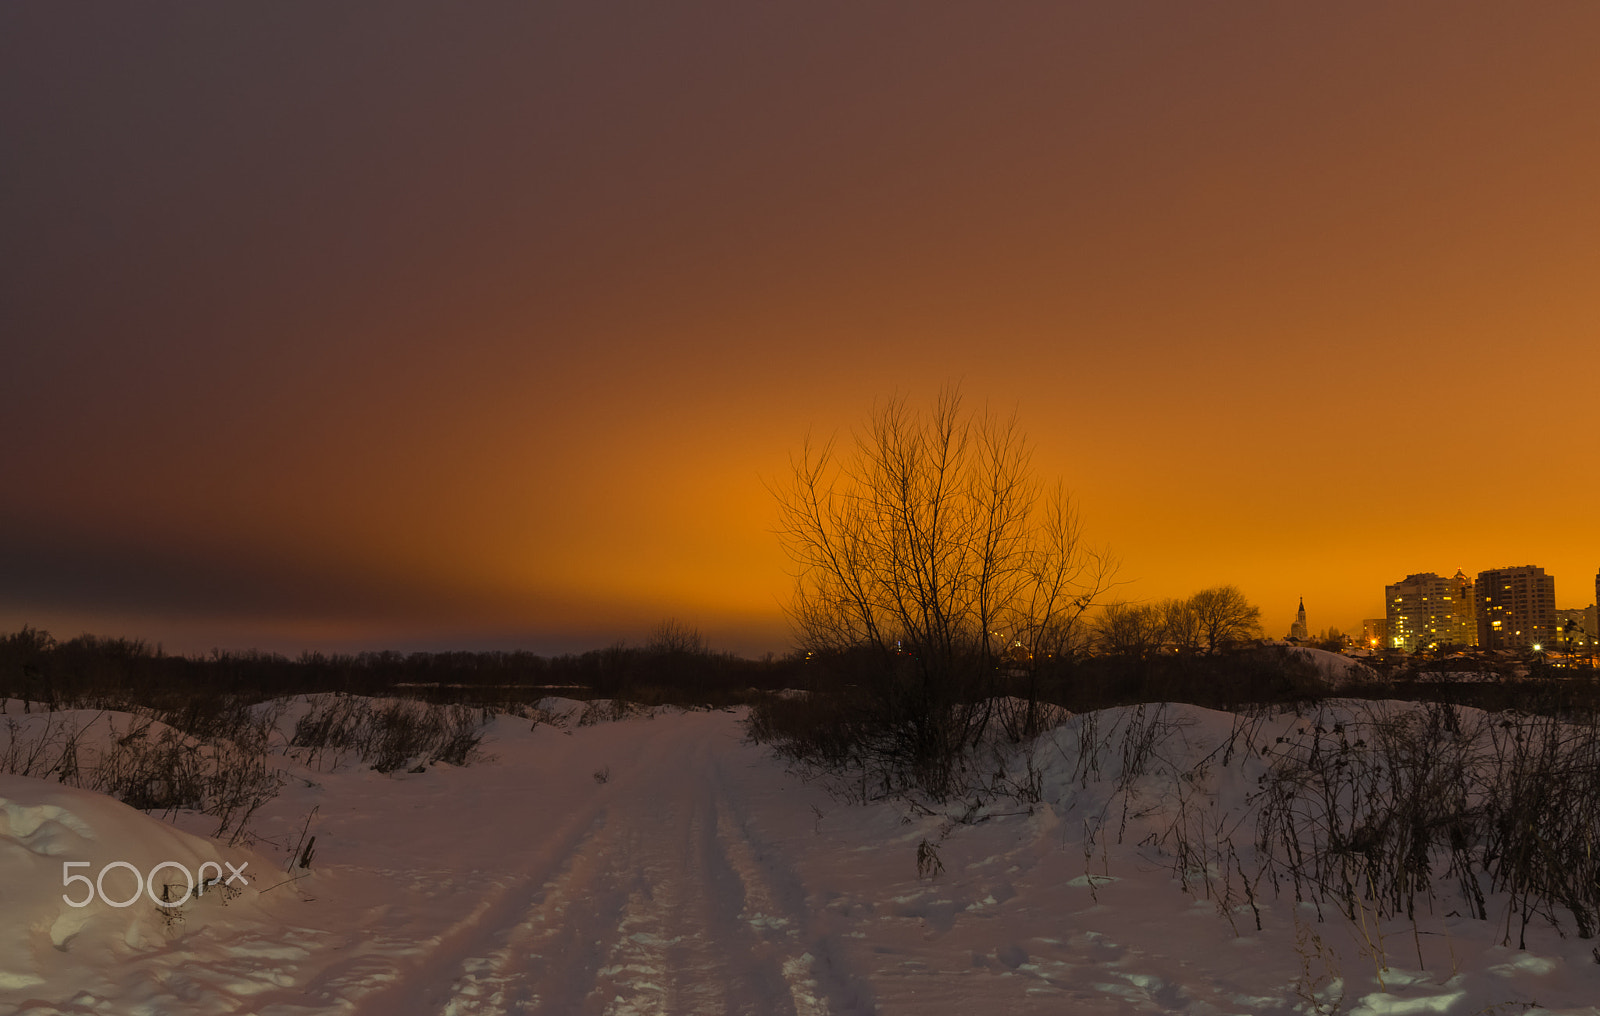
[334,717,724,1015]
[325,791,616,1016]
[588,795,721,1016]
[706,753,875,1016]
[554,735,797,1015]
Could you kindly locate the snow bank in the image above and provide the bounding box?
[0,775,267,993]
[1286,645,1379,683]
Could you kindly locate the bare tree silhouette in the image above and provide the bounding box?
[772,386,1115,795]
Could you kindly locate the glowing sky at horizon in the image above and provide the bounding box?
[4,3,1598,656]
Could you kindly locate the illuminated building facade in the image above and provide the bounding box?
[1476,565,1557,650]
[1385,570,1476,651]
[1363,617,1390,647]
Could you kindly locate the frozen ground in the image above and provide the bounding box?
[4,698,1600,1014]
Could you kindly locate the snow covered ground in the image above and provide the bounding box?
[4,697,1600,1014]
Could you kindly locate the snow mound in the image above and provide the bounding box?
[1287,645,1379,683]
[0,775,265,991]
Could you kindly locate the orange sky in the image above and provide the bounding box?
[3,3,1598,656]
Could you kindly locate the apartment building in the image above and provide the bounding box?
[1476,565,1557,650]
[1384,570,1476,651]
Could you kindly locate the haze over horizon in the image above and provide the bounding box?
[4,3,1598,658]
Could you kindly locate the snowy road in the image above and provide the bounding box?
[322,712,860,1016]
[159,705,882,1016]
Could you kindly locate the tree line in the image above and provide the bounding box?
[0,621,798,711]
[1090,586,1262,658]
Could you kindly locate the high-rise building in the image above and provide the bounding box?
[1385,570,1476,651]
[1477,565,1557,650]
[1555,608,1596,656]
[1592,564,1600,663]
[1558,572,1599,662]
